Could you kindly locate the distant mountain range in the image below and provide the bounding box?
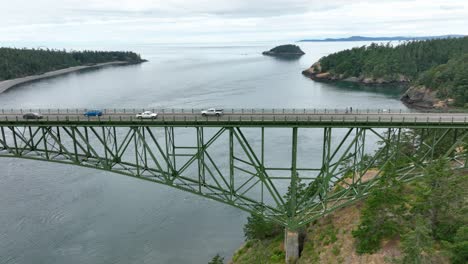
[298,35,466,42]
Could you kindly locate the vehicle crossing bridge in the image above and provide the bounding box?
[1,108,467,262]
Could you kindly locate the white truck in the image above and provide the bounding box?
[201,108,224,117]
[136,111,158,119]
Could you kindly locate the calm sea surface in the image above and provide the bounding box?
[0,42,408,264]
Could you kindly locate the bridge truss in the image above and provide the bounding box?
[0,121,467,229]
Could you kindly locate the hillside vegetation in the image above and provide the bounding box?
[303,37,468,107]
[0,47,145,81]
[230,129,468,264]
[232,163,467,264]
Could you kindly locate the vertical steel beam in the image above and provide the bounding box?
[261,127,265,205]
[289,127,298,219]
[56,127,62,154]
[28,126,35,150]
[0,126,7,150]
[72,127,79,163]
[142,127,148,169]
[320,127,332,203]
[11,127,19,156]
[229,128,234,199]
[42,127,49,160]
[84,127,90,158]
[113,127,118,162]
[354,128,366,193]
[134,127,140,176]
[171,127,176,170]
[102,127,109,168]
[165,127,177,173]
[197,127,206,192]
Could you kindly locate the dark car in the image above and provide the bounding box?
[22,112,43,119]
[84,110,103,117]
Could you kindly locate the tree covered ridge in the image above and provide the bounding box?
[316,37,468,107]
[0,47,145,81]
[268,44,304,54]
[319,37,468,79]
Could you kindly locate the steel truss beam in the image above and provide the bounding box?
[0,125,466,228]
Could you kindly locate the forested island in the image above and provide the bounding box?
[262,44,305,58]
[302,37,468,108]
[0,48,145,81]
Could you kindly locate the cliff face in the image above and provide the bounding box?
[302,62,410,84]
[302,62,453,109]
[400,85,452,109]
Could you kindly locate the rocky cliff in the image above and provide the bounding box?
[400,85,453,109]
[302,62,410,84]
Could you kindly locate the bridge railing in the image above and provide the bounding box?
[2,108,467,116]
[0,109,467,125]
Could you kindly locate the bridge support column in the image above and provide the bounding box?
[285,228,299,264]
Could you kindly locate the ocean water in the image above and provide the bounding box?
[0,41,408,264]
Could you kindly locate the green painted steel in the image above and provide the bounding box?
[0,110,467,229]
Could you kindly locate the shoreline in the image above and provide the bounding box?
[301,68,465,111]
[0,61,140,94]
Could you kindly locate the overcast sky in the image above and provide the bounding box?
[0,0,467,45]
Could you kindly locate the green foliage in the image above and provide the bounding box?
[446,226,468,264]
[318,37,468,106]
[353,151,467,262]
[411,159,467,242]
[418,54,468,107]
[243,208,282,240]
[0,47,144,81]
[232,235,284,264]
[320,37,468,79]
[352,163,406,254]
[331,245,341,256]
[208,254,224,264]
[270,248,285,262]
[400,216,434,264]
[268,44,304,54]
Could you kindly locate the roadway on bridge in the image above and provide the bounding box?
[0,109,467,126]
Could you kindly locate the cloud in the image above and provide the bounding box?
[0,0,467,44]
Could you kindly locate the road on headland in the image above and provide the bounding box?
[0,109,467,127]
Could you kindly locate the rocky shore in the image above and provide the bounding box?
[302,62,454,109]
[0,61,143,94]
[301,62,410,84]
[400,85,454,109]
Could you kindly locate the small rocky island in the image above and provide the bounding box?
[262,44,305,57]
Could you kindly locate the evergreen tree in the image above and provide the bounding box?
[208,254,224,264]
[401,216,435,264]
[352,162,406,254]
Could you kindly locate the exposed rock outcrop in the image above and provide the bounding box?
[302,62,411,85]
[400,85,451,109]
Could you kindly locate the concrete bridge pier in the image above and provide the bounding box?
[285,228,299,264]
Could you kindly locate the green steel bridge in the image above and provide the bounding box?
[1,108,467,262]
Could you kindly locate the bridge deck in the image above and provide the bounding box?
[0,109,467,128]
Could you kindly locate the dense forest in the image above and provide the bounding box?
[0,48,145,81]
[315,37,468,107]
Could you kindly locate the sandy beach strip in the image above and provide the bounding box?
[0,61,130,94]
